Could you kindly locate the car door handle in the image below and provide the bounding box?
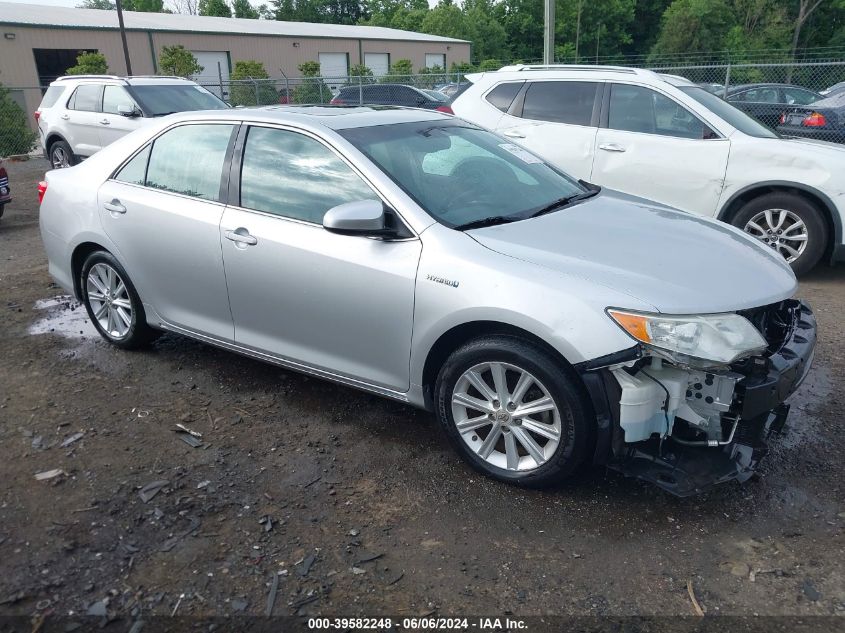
[225,229,258,246]
[599,143,626,153]
[99,119,111,125]
[503,130,526,138]
[60,114,70,120]
[103,199,126,214]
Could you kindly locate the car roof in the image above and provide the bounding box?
[726,83,817,92]
[163,105,450,130]
[467,64,693,88]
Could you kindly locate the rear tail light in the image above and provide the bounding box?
[38,181,47,204]
[330,97,344,105]
[779,113,786,124]
[802,112,827,127]
[436,105,454,115]
[34,111,41,123]
[0,166,7,180]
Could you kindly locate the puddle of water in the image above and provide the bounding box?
[28,295,99,339]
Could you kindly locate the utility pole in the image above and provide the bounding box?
[115,0,133,76]
[543,0,555,64]
[574,0,582,62]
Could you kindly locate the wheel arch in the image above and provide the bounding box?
[70,241,110,300]
[45,132,70,154]
[420,320,586,410]
[717,181,841,261]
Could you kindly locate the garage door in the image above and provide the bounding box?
[318,52,349,79]
[191,51,230,99]
[364,53,389,77]
[425,53,446,69]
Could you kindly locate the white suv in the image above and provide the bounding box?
[451,64,845,274]
[36,75,228,170]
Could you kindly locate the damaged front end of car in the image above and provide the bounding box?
[580,299,816,496]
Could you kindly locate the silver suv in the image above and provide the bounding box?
[38,106,816,496]
[36,75,228,169]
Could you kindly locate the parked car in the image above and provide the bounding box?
[329,84,454,113]
[39,106,815,495]
[697,82,725,95]
[820,81,845,97]
[35,75,229,169]
[725,83,822,128]
[0,159,10,219]
[777,91,845,144]
[451,65,845,274]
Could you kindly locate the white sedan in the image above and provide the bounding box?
[451,65,845,275]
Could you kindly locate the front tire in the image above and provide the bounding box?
[434,335,591,488]
[80,251,159,349]
[49,140,76,169]
[733,192,827,275]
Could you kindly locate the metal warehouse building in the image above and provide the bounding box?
[0,2,470,118]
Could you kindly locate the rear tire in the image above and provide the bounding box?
[434,335,592,488]
[732,192,827,275]
[49,140,76,169]
[80,251,160,349]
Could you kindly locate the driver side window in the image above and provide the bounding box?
[608,84,716,139]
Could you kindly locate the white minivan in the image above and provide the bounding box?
[451,65,845,274]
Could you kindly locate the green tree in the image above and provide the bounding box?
[229,60,278,105]
[293,61,331,103]
[199,0,232,15]
[0,84,37,157]
[77,0,116,8]
[233,0,260,16]
[421,0,469,40]
[650,0,736,58]
[159,45,203,77]
[123,0,165,11]
[345,63,375,84]
[380,58,414,82]
[463,1,508,61]
[66,51,110,75]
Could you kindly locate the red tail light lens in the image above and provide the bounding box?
[802,112,827,127]
[0,166,7,179]
[779,113,786,124]
[436,105,454,115]
[38,181,47,204]
[34,111,41,123]
[329,97,344,105]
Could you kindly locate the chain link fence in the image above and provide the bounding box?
[4,61,845,158]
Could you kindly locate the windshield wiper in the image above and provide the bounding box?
[152,111,177,117]
[453,215,519,231]
[529,188,601,218]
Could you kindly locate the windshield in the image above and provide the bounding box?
[129,84,229,116]
[679,86,778,138]
[339,121,585,228]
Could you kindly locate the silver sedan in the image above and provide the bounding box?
[39,106,814,495]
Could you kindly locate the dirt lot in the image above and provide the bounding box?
[1,157,844,622]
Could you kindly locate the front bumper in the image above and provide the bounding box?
[582,299,817,496]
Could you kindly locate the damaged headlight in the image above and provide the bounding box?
[607,309,768,365]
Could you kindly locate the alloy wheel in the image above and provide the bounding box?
[51,146,70,169]
[86,263,133,339]
[743,208,809,263]
[451,362,562,472]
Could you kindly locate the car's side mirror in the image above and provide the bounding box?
[323,199,397,237]
[118,104,141,118]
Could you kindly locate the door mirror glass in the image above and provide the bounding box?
[323,199,393,236]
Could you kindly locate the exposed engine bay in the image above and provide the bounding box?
[580,299,816,496]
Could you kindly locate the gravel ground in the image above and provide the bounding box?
[1,158,844,621]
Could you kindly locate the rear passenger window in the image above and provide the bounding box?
[39,86,65,109]
[485,82,523,112]
[521,81,598,125]
[69,84,102,112]
[144,124,234,201]
[239,126,376,224]
[114,145,151,186]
